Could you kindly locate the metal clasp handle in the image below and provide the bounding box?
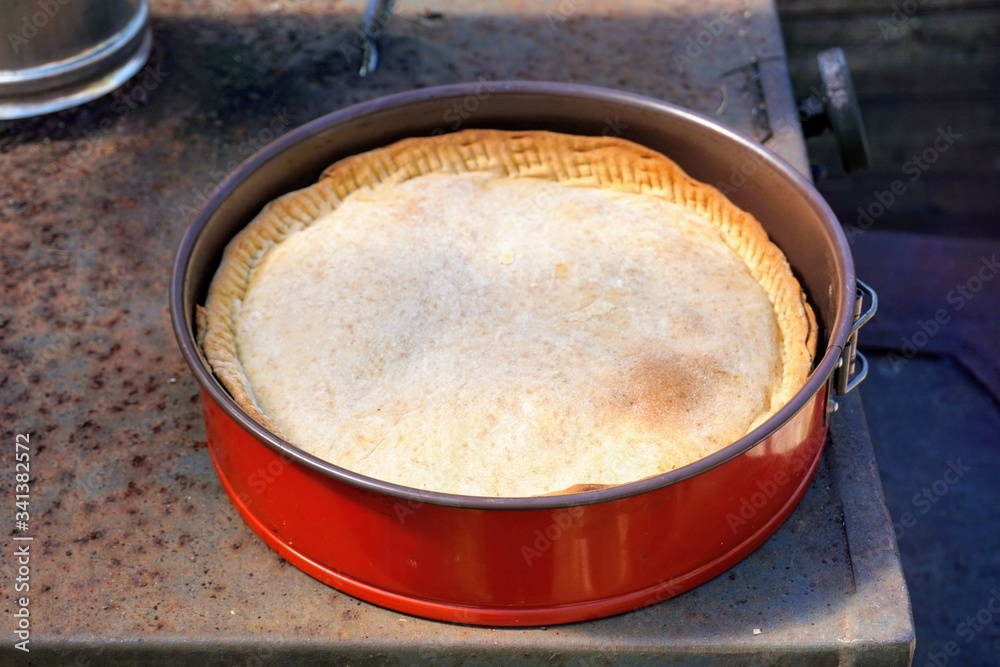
[834,279,877,395]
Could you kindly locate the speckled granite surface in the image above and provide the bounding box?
[0,1,910,664]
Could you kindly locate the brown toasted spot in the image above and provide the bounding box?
[611,354,712,427]
[554,262,571,280]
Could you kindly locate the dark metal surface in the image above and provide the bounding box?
[0,0,912,663]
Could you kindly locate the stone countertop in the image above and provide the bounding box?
[0,1,911,664]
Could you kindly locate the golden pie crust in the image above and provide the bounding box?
[200,129,816,497]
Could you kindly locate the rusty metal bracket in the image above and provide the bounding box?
[721,56,775,143]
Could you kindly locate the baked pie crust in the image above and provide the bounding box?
[200,130,817,497]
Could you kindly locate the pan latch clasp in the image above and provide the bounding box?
[834,279,877,396]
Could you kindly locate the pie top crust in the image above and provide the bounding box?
[200,129,817,498]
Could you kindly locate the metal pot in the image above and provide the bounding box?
[170,81,875,626]
[0,0,151,119]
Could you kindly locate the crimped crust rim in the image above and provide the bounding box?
[200,129,817,484]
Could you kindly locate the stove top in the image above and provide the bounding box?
[0,1,912,664]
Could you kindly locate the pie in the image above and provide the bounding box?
[199,129,817,497]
